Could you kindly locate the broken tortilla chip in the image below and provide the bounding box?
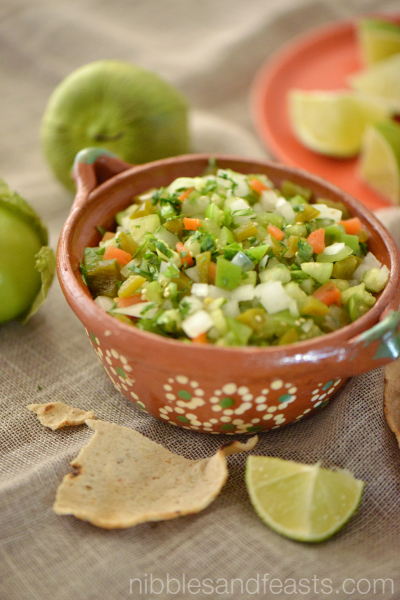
[222,435,258,457]
[27,402,95,430]
[53,420,257,529]
[385,359,400,449]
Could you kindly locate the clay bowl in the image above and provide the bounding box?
[57,150,400,435]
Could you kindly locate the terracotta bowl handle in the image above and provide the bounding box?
[71,148,132,212]
[341,309,400,377]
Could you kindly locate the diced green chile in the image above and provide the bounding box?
[87,259,120,297]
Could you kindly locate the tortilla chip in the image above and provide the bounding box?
[222,435,258,457]
[385,359,400,449]
[27,402,95,430]
[53,420,257,529]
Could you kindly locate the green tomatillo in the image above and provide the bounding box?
[0,179,55,324]
[40,60,190,191]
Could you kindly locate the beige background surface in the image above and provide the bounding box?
[1,1,400,599]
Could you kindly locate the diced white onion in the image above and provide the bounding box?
[259,254,269,269]
[94,296,115,312]
[322,242,345,256]
[231,176,250,198]
[252,202,264,213]
[206,297,225,312]
[154,226,179,249]
[191,283,209,297]
[229,198,251,212]
[167,177,198,194]
[159,261,168,273]
[179,295,204,315]
[363,265,390,291]
[222,299,240,318]
[120,258,141,278]
[113,302,158,318]
[181,310,214,338]
[259,264,291,284]
[209,309,228,334]
[256,281,297,315]
[231,251,254,271]
[120,215,134,230]
[288,298,299,317]
[99,236,118,249]
[206,285,232,300]
[314,204,342,223]
[185,266,200,282]
[216,175,233,190]
[216,170,250,197]
[181,194,210,217]
[229,198,255,225]
[353,252,382,282]
[275,197,295,224]
[231,284,256,301]
[260,190,279,211]
[379,264,390,283]
[301,319,314,333]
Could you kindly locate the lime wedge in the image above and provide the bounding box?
[359,120,400,204]
[245,456,364,542]
[350,53,400,114]
[288,90,389,157]
[357,18,400,65]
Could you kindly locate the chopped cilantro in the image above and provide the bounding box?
[231,208,254,217]
[155,240,173,259]
[164,263,180,278]
[79,262,88,286]
[297,238,314,262]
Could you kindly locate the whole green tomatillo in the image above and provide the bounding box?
[0,179,55,324]
[41,60,190,191]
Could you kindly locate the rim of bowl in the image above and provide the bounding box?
[57,153,400,361]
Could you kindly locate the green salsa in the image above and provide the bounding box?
[81,164,389,346]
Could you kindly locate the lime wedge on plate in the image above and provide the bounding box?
[350,53,400,114]
[357,18,400,65]
[245,456,364,542]
[288,89,390,157]
[359,120,400,204]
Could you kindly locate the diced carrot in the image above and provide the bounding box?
[101,231,116,242]
[176,241,193,267]
[249,178,270,195]
[340,217,363,235]
[307,228,325,254]
[267,223,284,241]
[116,294,143,308]
[178,186,195,202]
[192,332,208,344]
[103,246,132,266]
[183,217,202,231]
[208,261,217,285]
[312,282,342,307]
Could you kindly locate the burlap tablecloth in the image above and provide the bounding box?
[2,1,400,598]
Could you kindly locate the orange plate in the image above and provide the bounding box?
[250,16,400,211]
